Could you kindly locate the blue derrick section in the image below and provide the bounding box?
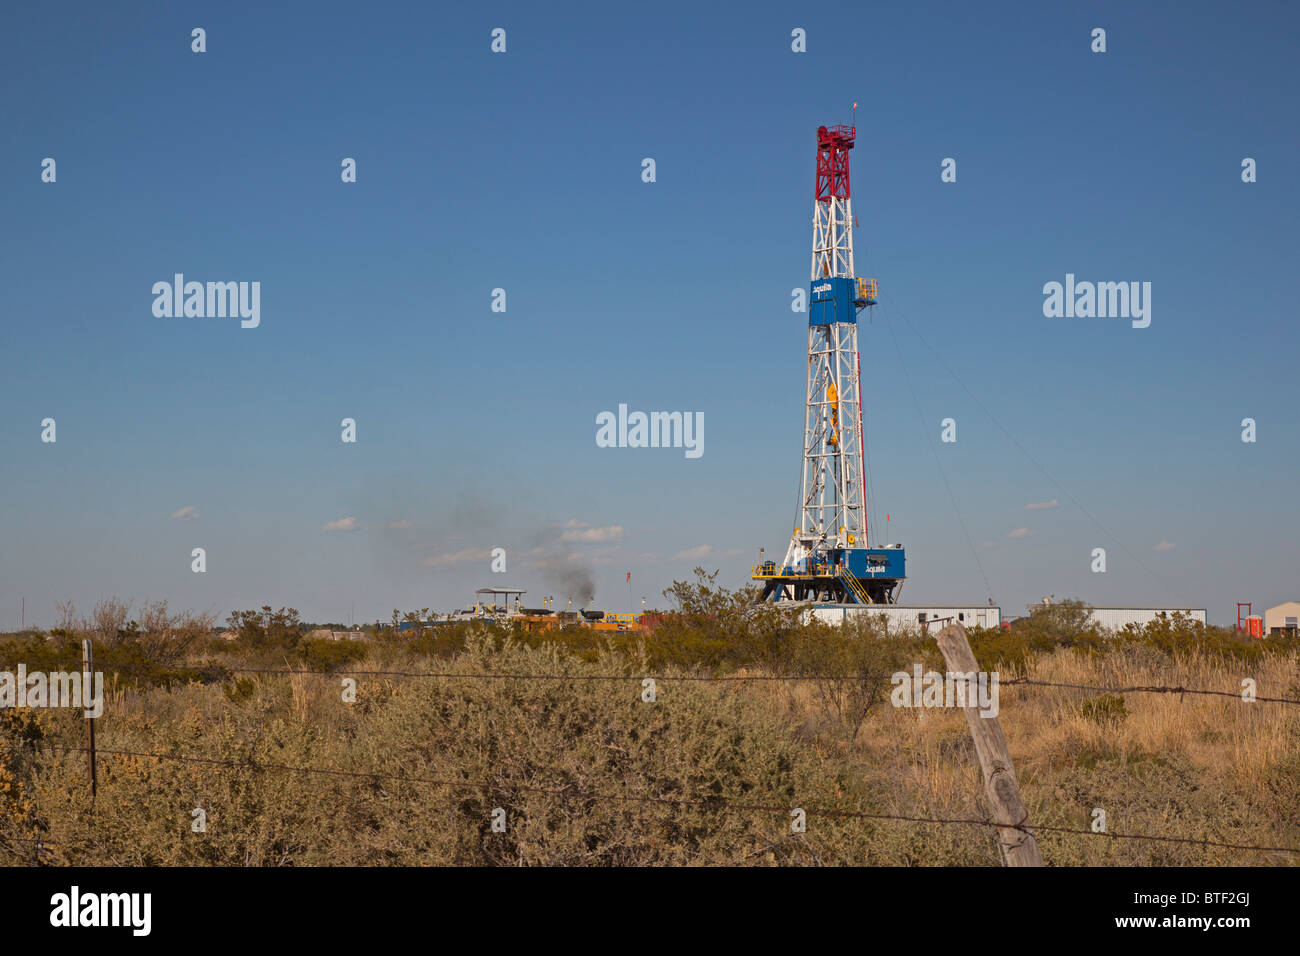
[809,277,858,326]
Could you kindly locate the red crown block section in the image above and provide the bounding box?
[815,125,855,203]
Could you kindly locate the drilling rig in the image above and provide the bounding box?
[753,122,906,605]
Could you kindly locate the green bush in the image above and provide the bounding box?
[0,634,226,690]
[222,678,256,704]
[1118,613,1300,663]
[780,619,917,743]
[226,606,303,651]
[299,639,369,672]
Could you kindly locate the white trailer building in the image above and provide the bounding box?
[1023,599,1206,633]
[1264,601,1300,637]
[807,604,1002,633]
[1085,607,1206,631]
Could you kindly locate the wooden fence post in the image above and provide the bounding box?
[82,638,97,803]
[934,623,1042,866]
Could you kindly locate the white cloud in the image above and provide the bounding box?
[558,524,624,543]
[324,516,359,532]
[671,544,713,561]
[423,547,492,568]
[387,520,415,529]
[1025,499,1060,511]
[171,505,199,521]
[1006,527,1034,539]
[1153,540,1175,552]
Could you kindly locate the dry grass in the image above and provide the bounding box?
[1007,648,1297,784]
[2,621,1298,866]
[743,639,1300,866]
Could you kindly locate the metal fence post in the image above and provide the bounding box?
[82,638,97,803]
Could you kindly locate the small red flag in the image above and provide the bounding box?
[626,572,631,583]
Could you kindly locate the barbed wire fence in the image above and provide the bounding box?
[2,629,1299,865]
[17,657,1300,704]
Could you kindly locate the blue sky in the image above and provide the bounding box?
[2,1,1296,627]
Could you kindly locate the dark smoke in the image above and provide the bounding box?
[526,523,598,605]
[553,567,595,605]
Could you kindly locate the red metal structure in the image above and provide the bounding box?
[815,125,855,203]
[1237,602,1263,638]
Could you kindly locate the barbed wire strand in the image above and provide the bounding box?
[19,658,1298,705]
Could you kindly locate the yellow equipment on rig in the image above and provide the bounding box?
[827,380,840,447]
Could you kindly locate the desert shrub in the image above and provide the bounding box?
[21,636,901,866]
[223,678,256,704]
[643,569,802,671]
[1032,750,1297,866]
[0,633,226,690]
[1114,614,1300,664]
[780,620,917,743]
[998,600,1106,666]
[226,607,303,652]
[39,599,215,668]
[0,635,77,673]
[964,626,1049,670]
[385,621,480,660]
[0,711,46,863]
[299,639,369,672]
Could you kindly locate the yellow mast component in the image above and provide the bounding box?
[827,380,840,447]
